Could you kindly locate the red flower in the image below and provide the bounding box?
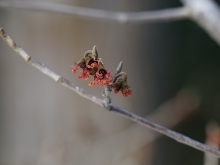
[121,88,132,97]
[71,62,90,80]
[88,68,112,86]
[71,63,79,73]
[78,68,90,80]
[88,80,95,86]
[71,57,92,79]
[86,59,100,69]
[96,69,112,86]
[114,89,119,94]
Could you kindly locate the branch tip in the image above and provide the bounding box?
[92,45,98,59]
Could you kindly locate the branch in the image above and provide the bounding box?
[2,1,220,45]
[0,28,104,107]
[86,91,199,164]
[1,1,220,46]
[181,0,220,46]
[1,27,220,157]
[0,1,189,23]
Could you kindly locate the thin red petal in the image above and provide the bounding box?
[71,64,79,73]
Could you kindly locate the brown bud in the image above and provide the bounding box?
[121,82,130,93]
[112,78,124,93]
[92,45,98,59]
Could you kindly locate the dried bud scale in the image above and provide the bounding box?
[71,46,132,97]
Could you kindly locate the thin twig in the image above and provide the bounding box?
[0,28,104,107]
[1,1,220,46]
[2,1,220,46]
[0,1,189,24]
[1,27,220,157]
[102,61,123,109]
[86,91,199,165]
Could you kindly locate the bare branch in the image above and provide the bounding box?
[87,91,199,165]
[181,0,220,46]
[0,28,104,107]
[1,1,220,46]
[0,1,189,24]
[1,27,220,157]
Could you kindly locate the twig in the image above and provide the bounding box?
[102,61,123,109]
[1,27,220,157]
[0,28,104,107]
[1,1,220,46]
[0,1,189,24]
[86,90,200,165]
[2,1,220,46]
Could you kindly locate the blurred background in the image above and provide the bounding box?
[0,0,220,165]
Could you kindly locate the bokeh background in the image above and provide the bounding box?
[0,0,220,165]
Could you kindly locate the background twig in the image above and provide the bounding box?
[1,1,220,46]
[0,1,189,24]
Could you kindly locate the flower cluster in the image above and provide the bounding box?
[71,46,132,97]
[112,72,132,97]
[71,46,113,86]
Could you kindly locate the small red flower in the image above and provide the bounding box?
[88,80,95,86]
[71,63,79,73]
[114,90,119,94]
[78,68,90,80]
[95,69,112,86]
[121,88,132,97]
[96,68,110,79]
[86,59,100,69]
[88,68,112,86]
[71,56,92,79]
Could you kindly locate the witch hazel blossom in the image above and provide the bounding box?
[122,88,132,97]
[77,68,90,80]
[71,47,112,86]
[86,59,100,69]
[88,69,112,86]
[95,69,112,86]
[71,63,79,73]
[71,46,132,97]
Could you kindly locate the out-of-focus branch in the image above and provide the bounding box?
[1,27,220,157]
[1,1,220,45]
[0,1,220,45]
[181,0,220,46]
[0,1,188,24]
